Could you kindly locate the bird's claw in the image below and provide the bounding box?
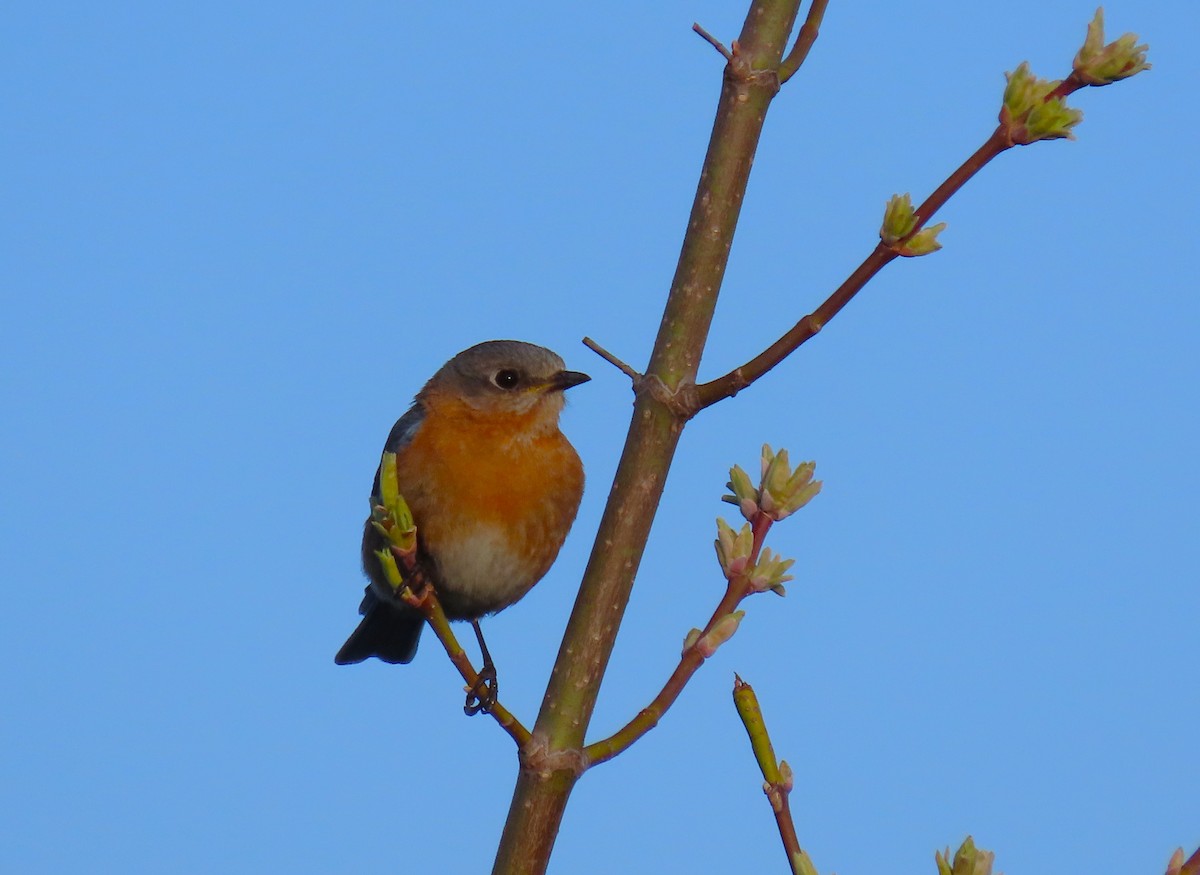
[464,665,498,716]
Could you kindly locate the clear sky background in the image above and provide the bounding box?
[3,2,1196,873]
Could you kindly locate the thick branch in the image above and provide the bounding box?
[492,3,805,872]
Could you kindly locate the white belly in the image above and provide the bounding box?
[433,521,542,616]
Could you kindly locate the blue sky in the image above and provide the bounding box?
[3,2,1195,873]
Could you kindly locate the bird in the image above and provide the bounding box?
[335,340,589,711]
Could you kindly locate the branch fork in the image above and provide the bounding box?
[583,336,701,419]
[519,735,589,779]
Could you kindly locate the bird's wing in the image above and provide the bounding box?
[370,401,425,499]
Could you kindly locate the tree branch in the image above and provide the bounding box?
[693,69,1100,410]
[583,508,775,767]
[694,122,1013,409]
[491,3,807,872]
[582,580,743,768]
[779,0,829,83]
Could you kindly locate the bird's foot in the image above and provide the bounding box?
[464,665,498,716]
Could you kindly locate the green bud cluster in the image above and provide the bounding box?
[936,836,996,875]
[1000,62,1082,144]
[369,451,418,591]
[881,193,946,256]
[1074,8,1150,86]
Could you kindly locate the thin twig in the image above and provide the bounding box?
[401,585,532,747]
[694,70,1097,409]
[910,125,1010,227]
[778,0,829,83]
[583,581,744,767]
[582,336,641,381]
[583,515,774,767]
[1048,73,1086,102]
[694,123,1014,409]
[374,481,530,744]
[694,243,892,409]
[692,22,734,62]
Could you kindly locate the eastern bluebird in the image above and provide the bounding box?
[335,341,589,705]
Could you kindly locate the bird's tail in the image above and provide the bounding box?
[334,590,424,665]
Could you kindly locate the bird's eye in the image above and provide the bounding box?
[493,369,521,389]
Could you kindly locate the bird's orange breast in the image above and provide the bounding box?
[391,392,584,616]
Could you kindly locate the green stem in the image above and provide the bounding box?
[732,676,782,785]
[779,0,829,83]
[733,677,816,875]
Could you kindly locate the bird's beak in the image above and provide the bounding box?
[548,370,591,392]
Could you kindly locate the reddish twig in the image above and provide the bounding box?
[582,581,744,766]
[694,121,1015,409]
[694,69,1099,409]
[1048,72,1087,102]
[583,515,775,766]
